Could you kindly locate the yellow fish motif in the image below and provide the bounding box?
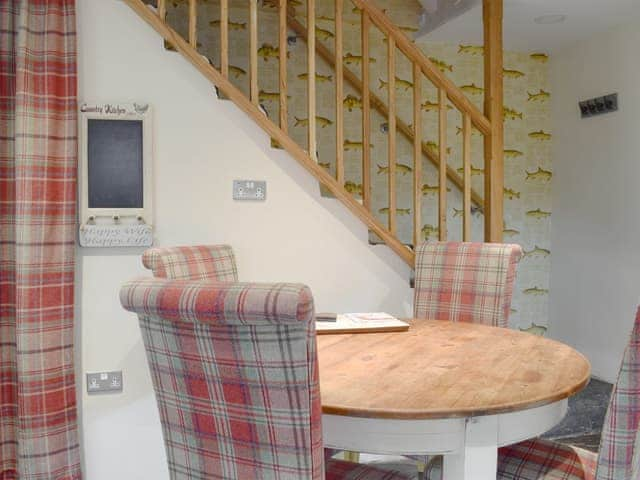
[318,161,331,170]
[379,207,411,216]
[421,100,452,112]
[258,90,290,102]
[504,149,524,159]
[503,227,520,238]
[315,26,334,40]
[528,89,551,102]
[429,57,453,72]
[209,20,246,30]
[257,43,286,61]
[528,130,552,141]
[229,65,247,78]
[504,107,523,120]
[503,187,521,200]
[520,323,547,336]
[297,72,333,83]
[344,181,363,197]
[399,25,419,33]
[421,224,439,240]
[376,163,413,175]
[526,167,553,181]
[524,246,551,258]
[456,165,485,176]
[423,141,453,155]
[526,208,552,219]
[421,184,451,195]
[458,44,484,55]
[343,94,362,112]
[523,287,549,296]
[317,15,335,22]
[344,139,372,151]
[460,83,484,95]
[343,53,376,65]
[294,116,333,128]
[456,126,480,136]
[378,77,414,91]
[530,52,549,63]
[503,69,525,79]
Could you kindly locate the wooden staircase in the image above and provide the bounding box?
[123,0,504,267]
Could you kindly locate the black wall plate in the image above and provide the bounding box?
[579,93,618,118]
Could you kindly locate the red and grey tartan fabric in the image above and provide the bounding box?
[497,439,597,480]
[0,0,82,478]
[142,244,239,281]
[120,278,409,480]
[413,242,523,327]
[491,306,640,480]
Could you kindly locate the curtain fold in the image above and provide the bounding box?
[0,0,82,478]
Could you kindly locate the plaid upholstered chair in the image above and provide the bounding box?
[413,242,523,327]
[142,244,238,281]
[493,305,640,480]
[410,242,523,476]
[120,278,410,480]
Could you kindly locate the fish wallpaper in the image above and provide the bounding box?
[162,0,552,334]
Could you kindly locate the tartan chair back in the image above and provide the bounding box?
[120,278,323,480]
[142,245,238,281]
[596,306,640,480]
[413,242,523,327]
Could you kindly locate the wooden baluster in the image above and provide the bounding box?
[412,64,422,248]
[188,0,197,47]
[279,0,288,132]
[249,0,259,105]
[220,0,229,78]
[438,88,448,241]
[387,36,396,235]
[335,0,344,185]
[307,0,316,159]
[361,10,371,210]
[462,113,472,241]
[158,0,166,21]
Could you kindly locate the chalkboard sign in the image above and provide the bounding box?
[79,102,153,247]
[88,119,144,209]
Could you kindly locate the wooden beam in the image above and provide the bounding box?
[307,0,316,159]
[351,0,491,136]
[335,0,344,184]
[158,0,166,21]
[285,14,483,208]
[188,0,197,47]
[387,36,397,235]
[483,0,504,242]
[438,88,447,241]
[279,0,288,132]
[412,64,422,248]
[462,113,472,241]
[220,0,229,78]
[361,11,371,210]
[249,0,259,105]
[121,0,415,266]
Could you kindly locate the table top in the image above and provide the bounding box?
[317,320,590,420]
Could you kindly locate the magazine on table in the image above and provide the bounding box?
[315,312,410,334]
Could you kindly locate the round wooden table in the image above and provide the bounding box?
[318,320,590,480]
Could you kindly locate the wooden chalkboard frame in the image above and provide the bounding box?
[79,102,153,228]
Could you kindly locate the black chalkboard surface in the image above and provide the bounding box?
[88,119,144,209]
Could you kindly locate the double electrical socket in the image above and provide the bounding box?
[86,371,123,394]
[233,180,266,201]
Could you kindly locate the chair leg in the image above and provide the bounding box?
[343,451,360,463]
[417,461,426,480]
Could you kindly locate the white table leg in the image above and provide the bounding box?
[443,416,499,480]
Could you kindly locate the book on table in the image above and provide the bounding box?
[315,312,410,334]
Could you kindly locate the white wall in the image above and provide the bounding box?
[76,2,412,478]
[549,20,640,383]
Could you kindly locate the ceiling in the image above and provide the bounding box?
[416,0,640,54]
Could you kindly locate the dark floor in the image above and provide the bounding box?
[542,377,612,452]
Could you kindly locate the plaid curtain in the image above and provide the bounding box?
[0,0,82,478]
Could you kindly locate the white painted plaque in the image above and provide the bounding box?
[79,224,153,248]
